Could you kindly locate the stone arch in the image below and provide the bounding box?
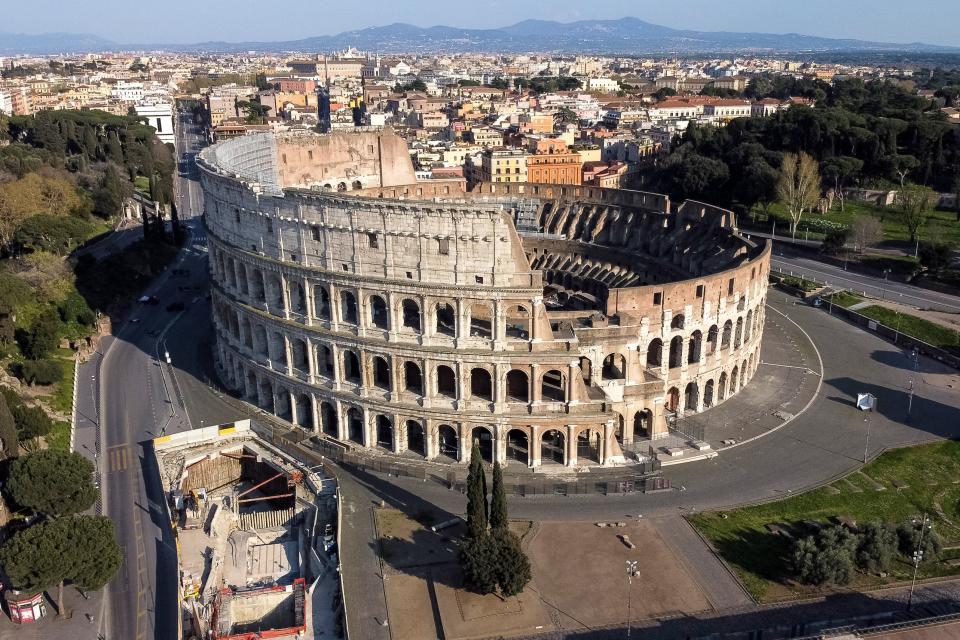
[337,182,347,192]
[634,410,652,440]
[471,426,493,462]
[294,394,313,429]
[268,331,286,366]
[704,379,715,407]
[688,330,703,364]
[718,372,728,400]
[541,369,565,402]
[372,356,391,390]
[576,427,601,463]
[266,274,285,311]
[351,180,362,190]
[291,338,309,374]
[438,424,459,460]
[436,365,457,399]
[469,302,492,338]
[342,349,361,384]
[647,338,663,367]
[254,324,268,356]
[505,304,530,340]
[341,290,358,325]
[737,297,746,312]
[506,428,529,465]
[470,368,492,400]
[435,302,456,337]
[241,317,253,349]
[684,382,699,412]
[734,317,744,348]
[745,309,754,342]
[721,320,733,349]
[401,298,422,333]
[541,429,565,465]
[245,370,258,401]
[730,366,740,393]
[258,378,274,412]
[317,344,334,378]
[666,386,680,412]
[250,268,265,301]
[375,415,393,451]
[505,369,529,403]
[346,407,364,445]
[671,313,685,330]
[707,324,719,355]
[602,353,626,380]
[321,401,337,437]
[404,361,423,395]
[406,420,426,456]
[290,281,306,314]
[669,336,684,368]
[314,285,330,320]
[369,295,389,330]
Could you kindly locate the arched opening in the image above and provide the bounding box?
[406,420,426,456]
[321,402,337,437]
[745,310,753,343]
[666,387,680,412]
[730,366,739,393]
[614,413,625,445]
[438,424,458,460]
[469,303,492,339]
[505,305,530,340]
[275,390,292,421]
[684,382,699,412]
[245,371,257,401]
[404,361,423,395]
[688,330,703,364]
[372,356,390,390]
[317,344,334,378]
[646,339,663,367]
[671,313,685,330]
[470,368,492,400]
[506,429,529,465]
[718,372,728,401]
[290,282,306,314]
[435,302,456,337]
[669,336,684,368]
[375,415,393,451]
[401,299,421,333]
[505,370,529,403]
[734,317,744,348]
[707,325,719,355]
[269,332,287,366]
[704,379,715,407]
[268,275,285,311]
[238,265,250,296]
[541,430,565,465]
[737,297,746,312]
[602,353,626,380]
[258,379,274,412]
[576,430,601,463]
[351,180,362,190]
[342,349,361,384]
[291,339,309,375]
[436,365,457,399]
[250,269,265,302]
[721,320,732,349]
[341,290,358,325]
[337,182,347,192]
[579,356,593,381]
[254,325,268,356]
[295,394,313,429]
[315,285,330,320]
[633,410,652,440]
[472,427,493,463]
[241,318,253,349]
[541,369,565,402]
[370,295,389,330]
[346,408,364,445]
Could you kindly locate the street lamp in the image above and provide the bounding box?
[907,514,931,612]
[881,268,891,300]
[625,560,638,638]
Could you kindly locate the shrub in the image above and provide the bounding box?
[11,403,52,440]
[57,290,95,326]
[791,525,858,585]
[856,522,898,573]
[20,310,61,359]
[896,521,942,562]
[492,530,532,597]
[17,359,64,386]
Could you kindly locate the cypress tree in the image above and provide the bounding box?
[0,393,18,459]
[490,461,508,531]
[465,442,487,538]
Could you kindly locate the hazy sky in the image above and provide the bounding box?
[3,0,958,47]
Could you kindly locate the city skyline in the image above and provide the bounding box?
[1,0,958,48]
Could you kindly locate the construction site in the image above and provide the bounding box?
[152,420,342,639]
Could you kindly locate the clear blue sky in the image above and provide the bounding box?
[3,0,958,47]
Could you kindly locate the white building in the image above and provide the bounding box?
[134,99,175,146]
[111,81,145,102]
[586,77,620,93]
[0,91,12,115]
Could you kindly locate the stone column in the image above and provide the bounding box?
[531,364,542,404]
[305,337,316,384]
[425,420,437,460]
[455,299,468,348]
[529,427,541,468]
[566,360,579,404]
[362,406,372,449]
[456,361,469,410]
[392,414,404,454]
[304,277,314,326]
[330,343,342,391]
[334,399,347,441]
[422,358,433,408]
[389,355,402,402]
[329,284,340,333]
[565,426,578,467]
[494,428,507,465]
[493,363,505,413]
[279,274,291,320]
[309,394,320,433]
[459,424,471,463]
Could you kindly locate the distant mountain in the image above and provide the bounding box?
[0,31,117,55]
[1,18,957,56]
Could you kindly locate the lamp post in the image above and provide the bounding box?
[907,514,931,612]
[881,268,891,300]
[625,560,638,638]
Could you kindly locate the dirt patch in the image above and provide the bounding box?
[527,521,712,629]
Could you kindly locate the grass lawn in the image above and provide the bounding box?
[826,291,864,308]
[746,200,960,246]
[856,306,960,355]
[134,175,151,196]
[689,441,960,602]
[45,420,71,451]
[775,274,819,293]
[48,350,77,414]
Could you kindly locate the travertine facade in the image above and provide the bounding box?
[201,129,770,468]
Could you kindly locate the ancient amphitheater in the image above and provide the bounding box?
[199,128,770,469]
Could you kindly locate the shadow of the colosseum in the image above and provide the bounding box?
[824,376,960,438]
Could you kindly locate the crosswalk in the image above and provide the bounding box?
[107,445,132,472]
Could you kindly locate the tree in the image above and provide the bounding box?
[0,515,121,616]
[493,530,531,597]
[850,215,883,254]
[0,391,18,459]
[489,462,507,531]
[22,308,60,359]
[554,107,578,126]
[895,185,934,243]
[918,240,953,274]
[777,152,822,239]
[465,442,487,538]
[11,402,52,443]
[653,87,677,101]
[885,154,920,187]
[897,521,942,562]
[236,100,271,124]
[791,525,858,585]
[821,228,848,255]
[856,522,898,573]
[7,450,96,517]
[821,156,863,212]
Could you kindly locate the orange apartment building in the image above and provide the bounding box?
[527,138,583,185]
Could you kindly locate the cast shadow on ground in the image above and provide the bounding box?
[869,348,955,375]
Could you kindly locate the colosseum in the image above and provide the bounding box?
[199,128,770,469]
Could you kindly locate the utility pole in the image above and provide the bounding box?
[907,514,931,612]
[864,414,871,464]
[625,560,638,639]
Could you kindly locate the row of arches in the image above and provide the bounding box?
[645,309,761,370]
[663,350,760,414]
